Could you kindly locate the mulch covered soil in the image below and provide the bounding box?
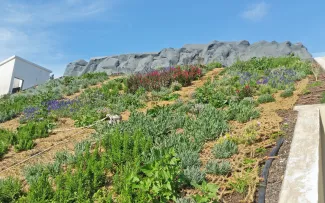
[296,73,325,105]
[264,73,325,203]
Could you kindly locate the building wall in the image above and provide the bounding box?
[0,59,15,95]
[315,57,325,70]
[12,58,51,90]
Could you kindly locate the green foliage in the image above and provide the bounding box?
[226,100,260,123]
[206,61,223,70]
[0,128,16,158]
[23,164,46,185]
[206,160,231,175]
[0,177,23,203]
[280,89,294,98]
[257,84,277,95]
[171,81,182,91]
[23,173,54,202]
[102,130,152,168]
[191,181,219,203]
[255,147,267,154]
[229,55,312,73]
[257,94,275,103]
[309,80,323,88]
[130,149,184,202]
[151,87,180,101]
[14,120,53,151]
[195,79,229,108]
[229,175,249,194]
[213,140,238,159]
[183,166,206,185]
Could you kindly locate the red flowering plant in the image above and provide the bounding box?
[127,65,202,93]
[236,84,254,99]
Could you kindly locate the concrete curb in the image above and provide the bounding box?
[279,104,325,203]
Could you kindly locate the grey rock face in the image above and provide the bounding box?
[63,40,313,76]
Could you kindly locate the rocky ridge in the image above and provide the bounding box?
[64,40,312,76]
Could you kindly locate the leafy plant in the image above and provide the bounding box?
[213,140,238,159]
[227,101,260,123]
[0,177,23,203]
[191,181,219,203]
[257,94,275,103]
[206,160,231,175]
[183,166,206,185]
[280,89,294,98]
[130,149,184,202]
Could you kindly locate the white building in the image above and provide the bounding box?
[0,55,52,96]
[314,56,325,70]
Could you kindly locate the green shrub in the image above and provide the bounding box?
[178,151,201,168]
[258,85,277,95]
[257,94,275,103]
[206,61,223,71]
[227,101,260,123]
[206,160,231,175]
[171,81,182,91]
[14,120,52,152]
[0,177,23,203]
[23,164,46,185]
[102,130,152,167]
[212,140,238,159]
[195,80,228,108]
[280,89,294,98]
[0,128,16,158]
[23,173,54,202]
[183,166,206,185]
[130,149,184,202]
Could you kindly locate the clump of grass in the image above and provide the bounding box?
[212,140,238,159]
[206,160,231,175]
[280,89,294,98]
[309,81,323,88]
[229,175,249,194]
[257,94,275,104]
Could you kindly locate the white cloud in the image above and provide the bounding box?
[241,2,270,22]
[0,0,118,77]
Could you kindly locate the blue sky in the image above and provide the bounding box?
[1,0,325,77]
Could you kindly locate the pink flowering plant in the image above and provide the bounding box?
[127,66,202,93]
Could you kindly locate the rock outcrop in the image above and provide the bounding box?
[63,40,312,76]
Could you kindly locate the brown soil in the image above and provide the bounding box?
[0,117,21,131]
[264,110,298,203]
[263,74,325,203]
[0,118,94,180]
[196,77,309,203]
[296,74,325,105]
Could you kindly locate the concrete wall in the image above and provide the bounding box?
[0,59,15,95]
[279,104,325,203]
[12,58,51,90]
